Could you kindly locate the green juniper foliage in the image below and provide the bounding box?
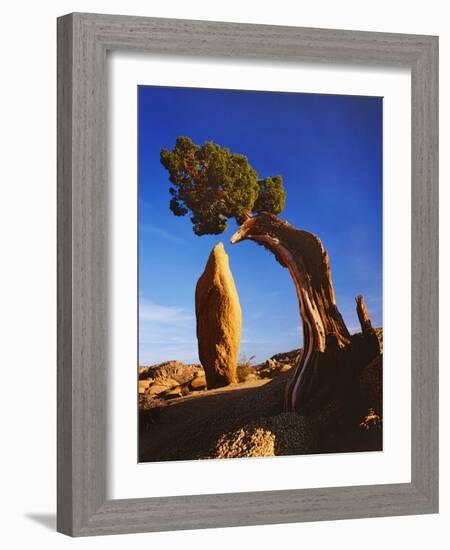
[160,137,286,236]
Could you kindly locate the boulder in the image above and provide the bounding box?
[164,388,183,400]
[138,380,152,394]
[139,366,150,380]
[279,364,292,373]
[190,376,207,390]
[193,370,204,378]
[266,358,278,369]
[243,373,259,383]
[195,243,241,389]
[148,384,172,396]
[270,349,302,364]
[152,377,180,389]
[149,361,200,385]
[209,413,316,459]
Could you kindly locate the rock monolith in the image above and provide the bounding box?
[195,243,241,389]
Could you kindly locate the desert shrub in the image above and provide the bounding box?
[237,354,256,382]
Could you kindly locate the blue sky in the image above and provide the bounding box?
[138,86,382,365]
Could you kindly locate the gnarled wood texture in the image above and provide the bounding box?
[356,294,374,336]
[231,212,381,414]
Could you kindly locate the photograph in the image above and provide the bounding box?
[138,86,383,462]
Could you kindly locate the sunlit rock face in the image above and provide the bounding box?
[195,243,241,389]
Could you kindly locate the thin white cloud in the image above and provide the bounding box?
[139,341,199,365]
[139,299,193,324]
[241,337,267,345]
[140,223,185,244]
[139,297,197,365]
[140,332,193,346]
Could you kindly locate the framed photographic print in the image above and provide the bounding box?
[57,13,438,536]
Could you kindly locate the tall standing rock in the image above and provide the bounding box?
[195,243,241,389]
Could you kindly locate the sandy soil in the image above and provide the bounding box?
[139,376,285,462]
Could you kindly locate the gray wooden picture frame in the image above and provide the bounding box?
[57,12,439,537]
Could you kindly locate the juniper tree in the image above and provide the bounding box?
[160,136,286,235]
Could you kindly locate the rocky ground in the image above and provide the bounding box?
[139,336,383,462]
[138,348,300,410]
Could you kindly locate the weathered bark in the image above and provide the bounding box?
[231,212,380,415]
[356,295,373,336]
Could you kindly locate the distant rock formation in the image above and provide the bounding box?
[195,243,241,388]
[140,360,200,385]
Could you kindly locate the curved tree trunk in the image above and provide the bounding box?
[231,212,381,415]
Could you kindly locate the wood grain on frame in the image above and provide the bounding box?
[57,12,438,536]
